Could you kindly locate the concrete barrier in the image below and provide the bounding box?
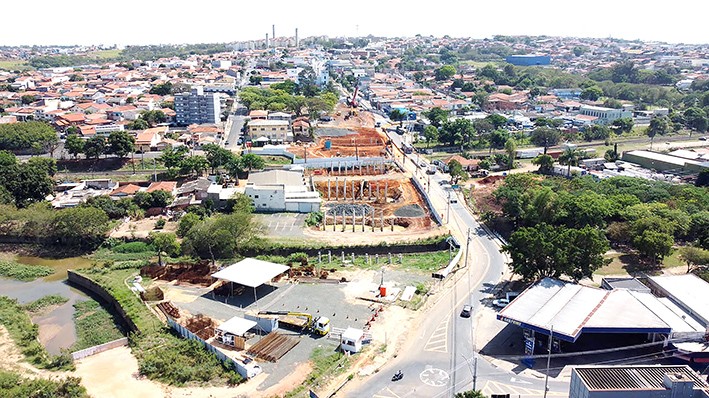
[67,270,140,334]
[71,337,128,360]
[410,176,443,226]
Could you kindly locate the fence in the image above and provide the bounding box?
[71,337,128,360]
[410,176,443,226]
[67,270,140,334]
[168,318,262,379]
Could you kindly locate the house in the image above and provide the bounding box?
[135,127,166,152]
[443,155,480,172]
[110,183,142,198]
[146,181,177,195]
[569,365,709,398]
[244,170,321,213]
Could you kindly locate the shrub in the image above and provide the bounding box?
[112,241,154,253]
[155,218,166,229]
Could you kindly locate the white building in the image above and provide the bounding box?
[579,105,632,125]
[174,86,221,126]
[244,170,320,213]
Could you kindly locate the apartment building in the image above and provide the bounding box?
[247,119,291,144]
[174,86,220,126]
[579,105,632,125]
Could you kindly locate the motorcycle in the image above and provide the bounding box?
[392,370,403,382]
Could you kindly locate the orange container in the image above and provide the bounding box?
[379,286,387,297]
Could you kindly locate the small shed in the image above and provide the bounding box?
[340,327,364,353]
[215,316,257,347]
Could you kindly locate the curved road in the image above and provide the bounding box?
[341,113,570,397]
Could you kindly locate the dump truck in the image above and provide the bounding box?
[258,311,331,335]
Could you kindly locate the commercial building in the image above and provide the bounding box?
[246,119,291,144]
[174,86,220,126]
[622,150,709,173]
[497,278,707,356]
[505,54,551,66]
[569,365,709,398]
[579,105,633,125]
[244,170,320,213]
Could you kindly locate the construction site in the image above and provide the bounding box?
[137,253,436,394]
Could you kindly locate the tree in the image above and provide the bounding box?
[27,157,57,176]
[530,127,561,152]
[558,147,582,177]
[646,116,673,149]
[504,139,517,170]
[107,131,135,158]
[179,155,209,176]
[0,162,54,207]
[633,230,674,262]
[441,119,474,148]
[140,110,167,127]
[0,121,58,154]
[249,75,263,85]
[532,154,554,175]
[83,136,106,160]
[423,107,449,128]
[683,107,708,134]
[434,65,457,81]
[149,232,180,266]
[423,125,439,148]
[182,212,260,264]
[21,95,36,105]
[202,143,234,173]
[678,246,709,273]
[604,148,619,162]
[389,109,406,125]
[503,223,609,281]
[149,82,173,96]
[158,145,188,173]
[448,159,469,184]
[611,117,634,134]
[49,207,110,248]
[580,86,603,101]
[64,134,84,159]
[582,125,611,141]
[454,391,486,398]
[127,118,149,130]
[240,153,265,173]
[177,212,201,237]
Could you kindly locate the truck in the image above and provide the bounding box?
[257,311,331,335]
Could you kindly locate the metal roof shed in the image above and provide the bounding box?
[647,274,709,327]
[211,258,290,288]
[217,316,258,337]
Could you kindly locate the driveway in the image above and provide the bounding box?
[255,213,307,238]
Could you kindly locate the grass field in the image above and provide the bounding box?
[71,299,125,351]
[0,59,31,71]
[595,250,684,276]
[257,249,456,272]
[259,155,292,166]
[89,49,122,59]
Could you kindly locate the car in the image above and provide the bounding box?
[699,136,708,141]
[449,197,458,204]
[492,298,509,309]
[460,304,472,318]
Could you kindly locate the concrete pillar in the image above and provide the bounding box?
[380,211,384,232]
[343,178,347,200]
[352,209,356,232]
[341,251,345,263]
[342,209,346,231]
[365,253,369,265]
[388,253,392,264]
[369,182,372,199]
[384,182,388,202]
[335,177,339,200]
[360,180,364,200]
[333,214,337,231]
[375,254,379,264]
[351,253,355,263]
[318,251,322,263]
[351,180,355,200]
[328,179,331,201]
[328,250,332,263]
[362,208,365,232]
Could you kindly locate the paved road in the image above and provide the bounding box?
[342,114,571,398]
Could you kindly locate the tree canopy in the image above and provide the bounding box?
[0,121,58,154]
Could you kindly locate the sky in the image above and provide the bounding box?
[3,0,709,46]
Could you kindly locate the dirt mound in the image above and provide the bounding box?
[394,204,425,218]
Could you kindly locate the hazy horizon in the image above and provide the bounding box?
[2,0,708,47]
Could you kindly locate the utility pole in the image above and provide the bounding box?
[464,228,471,270]
[446,191,451,224]
[473,353,478,391]
[544,325,554,398]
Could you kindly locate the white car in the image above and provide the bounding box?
[492,298,509,308]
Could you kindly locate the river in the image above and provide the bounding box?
[0,253,94,354]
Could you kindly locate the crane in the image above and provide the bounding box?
[258,311,331,335]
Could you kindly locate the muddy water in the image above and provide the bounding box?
[0,253,94,354]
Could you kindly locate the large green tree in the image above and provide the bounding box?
[182,212,260,264]
[202,143,234,173]
[49,207,110,248]
[0,121,58,154]
[423,125,439,148]
[435,65,457,81]
[448,159,469,184]
[0,157,54,207]
[646,116,673,148]
[158,146,189,173]
[107,131,136,158]
[530,127,561,152]
[83,136,106,160]
[423,107,449,128]
[149,232,180,266]
[240,153,265,173]
[64,133,85,159]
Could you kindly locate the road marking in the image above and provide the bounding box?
[424,314,450,353]
[420,367,449,387]
[481,381,567,396]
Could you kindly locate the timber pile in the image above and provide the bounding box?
[156,301,180,319]
[246,332,299,362]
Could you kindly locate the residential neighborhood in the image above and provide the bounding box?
[0,23,708,398]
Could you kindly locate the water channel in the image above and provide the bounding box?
[0,253,94,354]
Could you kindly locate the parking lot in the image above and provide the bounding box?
[255,213,307,238]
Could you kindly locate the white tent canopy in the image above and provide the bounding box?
[211,258,290,288]
[217,316,257,337]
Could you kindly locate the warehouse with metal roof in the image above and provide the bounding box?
[570,365,709,398]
